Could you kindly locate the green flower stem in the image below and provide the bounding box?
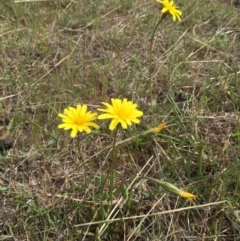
[115,125,162,147]
[126,176,178,209]
[197,144,203,177]
[77,133,87,189]
[109,127,119,205]
[98,127,119,210]
[148,13,167,107]
[149,15,164,83]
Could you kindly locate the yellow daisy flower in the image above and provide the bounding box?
[58,104,100,138]
[156,0,182,22]
[97,98,143,130]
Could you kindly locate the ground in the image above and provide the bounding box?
[0,0,240,240]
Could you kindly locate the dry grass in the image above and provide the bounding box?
[0,0,240,240]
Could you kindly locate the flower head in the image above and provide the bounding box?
[179,191,197,200]
[156,0,182,21]
[58,104,100,138]
[153,122,167,133]
[140,122,167,136]
[161,181,197,200]
[97,98,143,130]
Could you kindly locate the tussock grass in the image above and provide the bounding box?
[0,0,240,240]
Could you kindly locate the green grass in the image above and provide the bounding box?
[1,0,240,240]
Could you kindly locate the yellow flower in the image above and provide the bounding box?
[161,181,197,200]
[179,191,197,200]
[58,104,100,138]
[97,98,143,130]
[153,122,167,133]
[156,0,182,21]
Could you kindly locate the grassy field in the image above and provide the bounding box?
[1,0,240,240]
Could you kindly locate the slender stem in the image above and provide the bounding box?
[98,127,119,213]
[148,14,167,111]
[77,133,87,189]
[197,144,203,177]
[109,128,119,205]
[125,176,195,212]
[125,176,165,212]
[148,16,163,84]
[127,177,154,202]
